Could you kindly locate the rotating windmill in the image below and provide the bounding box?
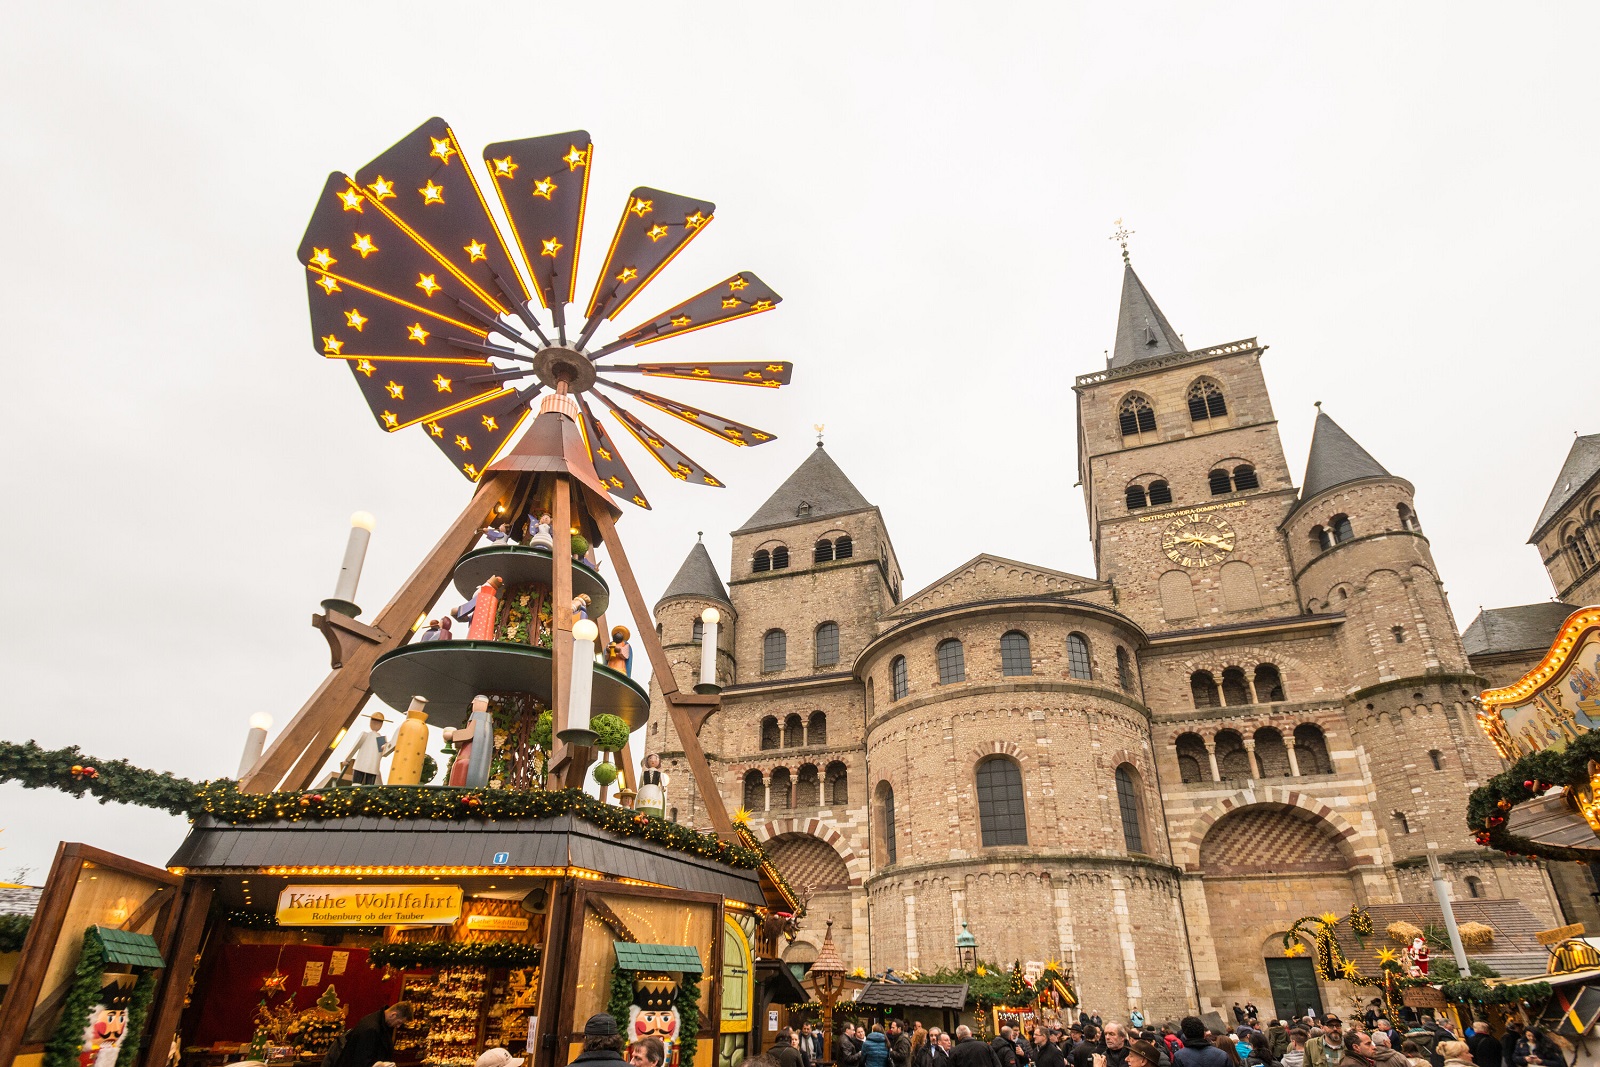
[296,116,790,505]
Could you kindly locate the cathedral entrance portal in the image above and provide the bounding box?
[1264,957,1322,1021]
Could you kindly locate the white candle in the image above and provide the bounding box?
[237,712,273,778]
[330,511,376,610]
[561,619,600,745]
[698,607,720,692]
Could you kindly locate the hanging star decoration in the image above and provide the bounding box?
[261,969,289,994]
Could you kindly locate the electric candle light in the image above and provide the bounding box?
[561,618,600,746]
[237,713,273,778]
[324,510,376,618]
[696,607,721,694]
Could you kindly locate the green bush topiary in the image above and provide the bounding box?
[592,762,620,787]
[591,714,630,753]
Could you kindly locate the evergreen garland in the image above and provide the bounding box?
[0,740,198,815]
[1466,732,1600,862]
[608,968,636,1022]
[44,927,106,1067]
[677,972,702,1067]
[368,941,542,968]
[0,914,31,953]
[119,968,159,1064]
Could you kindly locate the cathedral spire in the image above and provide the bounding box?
[1298,409,1392,504]
[1110,261,1187,369]
[658,539,731,607]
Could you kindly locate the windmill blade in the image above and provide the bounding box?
[577,397,651,509]
[351,117,527,312]
[345,357,512,434]
[591,272,781,357]
[483,132,592,325]
[420,386,538,482]
[596,377,778,447]
[591,388,724,488]
[603,360,793,388]
[304,271,496,361]
[576,187,715,348]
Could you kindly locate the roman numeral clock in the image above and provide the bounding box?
[1161,511,1237,569]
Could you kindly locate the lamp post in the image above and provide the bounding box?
[956,920,978,972]
[323,511,376,618]
[811,919,847,1065]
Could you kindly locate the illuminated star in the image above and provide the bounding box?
[491,156,517,178]
[562,145,588,169]
[670,315,691,328]
[315,275,340,295]
[1340,962,1358,979]
[703,475,722,487]
[541,237,563,257]
[321,334,344,355]
[355,359,375,377]
[430,136,456,163]
[367,176,396,200]
[766,363,785,372]
[345,309,368,330]
[751,299,774,311]
[426,421,444,437]
[751,432,771,440]
[742,370,760,380]
[684,211,707,229]
[481,415,498,431]
[1319,912,1339,925]
[672,464,690,481]
[721,296,742,309]
[381,410,399,428]
[733,807,752,825]
[385,380,404,399]
[408,323,430,345]
[310,247,336,270]
[1376,948,1399,966]
[728,276,748,290]
[616,266,638,283]
[646,224,669,241]
[630,197,653,217]
[261,970,289,994]
[416,273,441,296]
[338,188,364,212]
[632,494,648,507]
[1283,943,1305,958]
[608,476,623,488]
[351,234,378,258]
[464,239,487,262]
[697,368,715,377]
[432,373,452,391]
[463,463,480,478]
[419,180,445,204]
[532,176,557,199]
[597,447,613,460]
[455,434,471,451]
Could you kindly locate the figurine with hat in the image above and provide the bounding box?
[627,976,680,1053]
[341,711,394,785]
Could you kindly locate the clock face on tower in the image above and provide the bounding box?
[1162,512,1237,568]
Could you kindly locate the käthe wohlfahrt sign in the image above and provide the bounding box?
[276,885,463,926]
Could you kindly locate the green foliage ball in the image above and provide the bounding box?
[592,761,620,787]
[591,714,630,753]
[533,711,553,750]
[572,533,591,556]
[421,754,438,785]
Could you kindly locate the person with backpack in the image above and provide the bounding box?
[331,1002,414,1067]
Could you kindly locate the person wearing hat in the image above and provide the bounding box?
[1130,1042,1165,1067]
[342,712,393,785]
[479,1050,525,1067]
[571,1014,629,1067]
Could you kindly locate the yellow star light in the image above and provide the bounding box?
[630,197,654,217]
[355,359,375,377]
[1283,942,1305,958]
[416,273,441,296]
[616,266,638,283]
[685,210,707,229]
[408,323,430,344]
[541,237,563,257]
[693,367,712,377]
[742,370,761,380]
[316,275,340,294]
[385,380,404,399]
[310,247,336,270]
[1319,912,1340,925]
[751,299,774,311]
[381,410,399,429]
[1340,961,1358,979]
[670,315,691,328]
[463,462,480,478]
[766,363,785,372]
[491,156,517,178]
[464,239,487,262]
[532,176,557,199]
[426,421,444,437]
[367,176,396,200]
[338,188,364,212]
[351,234,378,258]
[721,296,742,309]
[455,434,471,451]
[728,276,748,290]
[344,309,368,330]
[751,431,771,440]
[321,334,344,355]
[672,464,690,481]
[1376,948,1399,966]
[597,447,613,460]
[631,494,648,507]
[432,373,452,391]
[733,807,752,825]
[481,415,498,431]
[419,180,445,204]
[562,145,588,170]
[429,136,456,163]
[608,476,624,488]
[646,224,669,241]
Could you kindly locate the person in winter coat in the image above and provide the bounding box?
[568,1014,631,1067]
[771,1030,806,1067]
[1305,1018,1348,1067]
[838,1027,863,1067]
[951,1028,1002,1067]
[335,1002,414,1067]
[1035,1031,1067,1067]
[1246,1032,1277,1067]
[1344,1030,1409,1067]
[1513,1028,1567,1067]
[1281,1030,1308,1067]
[1174,1018,1229,1067]
[992,1028,1021,1067]
[1465,1024,1500,1067]
[890,1023,913,1067]
[1104,1025,1132,1067]
[863,1027,893,1067]
[1437,1041,1474,1067]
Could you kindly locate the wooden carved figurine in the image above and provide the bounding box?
[466,576,505,641]
[606,626,633,676]
[528,513,555,550]
[344,712,393,785]
[637,752,668,818]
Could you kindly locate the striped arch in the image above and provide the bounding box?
[1174,786,1375,873]
[969,739,1030,765]
[757,817,872,888]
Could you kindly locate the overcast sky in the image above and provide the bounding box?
[2,3,1595,880]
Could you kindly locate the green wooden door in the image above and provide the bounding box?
[1265,957,1323,1020]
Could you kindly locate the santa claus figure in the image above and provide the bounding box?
[1406,935,1430,977]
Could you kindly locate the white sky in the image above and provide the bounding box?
[2,3,1596,880]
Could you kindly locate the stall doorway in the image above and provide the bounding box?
[1265,957,1322,1020]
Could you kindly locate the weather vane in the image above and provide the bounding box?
[813,423,825,445]
[1110,218,1134,265]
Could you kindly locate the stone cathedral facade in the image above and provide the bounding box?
[641,260,1563,1020]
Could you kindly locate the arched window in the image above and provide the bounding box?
[1399,504,1422,533]
[1220,559,1261,611]
[763,629,787,672]
[1187,379,1227,423]
[1254,727,1291,777]
[771,545,790,569]
[1000,631,1032,676]
[743,769,765,812]
[1148,480,1173,505]
[753,549,771,573]
[1214,730,1250,781]
[815,622,840,668]
[1067,633,1093,680]
[825,761,848,806]
[783,713,804,747]
[975,757,1027,846]
[1115,765,1145,854]
[1465,875,1484,898]
[795,764,820,807]
[769,767,792,809]
[1221,666,1251,706]
[1254,663,1286,702]
[1393,811,1411,835]
[1118,393,1157,437]
[1429,749,1443,770]
[878,782,897,865]
[1331,515,1354,543]
[670,807,678,822]
[1175,733,1209,784]
[1116,646,1134,691]
[1208,469,1233,496]
[759,716,780,750]
[1161,570,1197,620]
[834,535,853,559]
[692,617,704,642]
[814,539,834,563]
[1191,670,1220,708]
[1294,723,1332,775]
[890,655,908,700]
[808,710,827,746]
[1126,484,1148,510]
[937,639,966,684]
[1571,534,1594,571]
[1311,525,1332,552]
[656,622,664,639]
[1233,464,1259,491]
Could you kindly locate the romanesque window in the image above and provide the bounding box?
[825,761,848,806]
[656,622,664,639]
[1311,525,1333,552]
[1000,631,1032,676]
[771,545,790,569]
[1126,484,1148,510]
[835,535,853,559]
[1115,765,1146,854]
[1254,727,1291,777]
[769,767,793,809]
[1220,560,1261,611]
[1214,730,1251,781]
[1254,663,1287,702]
[975,757,1028,846]
[1175,733,1209,783]
[1392,626,1407,644]
[1187,379,1228,424]
[814,538,834,563]
[795,764,821,807]
[1067,633,1093,680]
[937,639,966,684]
[1161,570,1197,620]
[1148,480,1173,505]
[1233,464,1259,490]
[760,716,780,750]
[1331,515,1354,544]
[1221,666,1252,706]
[815,622,840,668]
[753,549,771,573]
[1117,646,1135,691]
[783,713,804,747]
[1209,469,1233,496]
[1294,723,1333,775]
[1465,875,1484,898]
[808,710,827,746]
[763,629,787,672]
[743,770,765,811]
[1392,811,1411,835]
[1570,533,1594,571]
[1429,749,1443,770]
[1399,503,1422,533]
[692,617,704,642]
[1190,670,1220,708]
[1118,393,1157,438]
[890,655,908,700]
[878,782,897,864]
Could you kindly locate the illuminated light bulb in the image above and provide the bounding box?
[249,712,274,731]
[697,607,721,694]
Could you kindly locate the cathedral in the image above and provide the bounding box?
[641,258,1566,1021]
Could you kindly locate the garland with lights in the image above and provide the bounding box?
[43,927,106,1067]
[0,914,31,953]
[606,967,700,1067]
[0,740,199,815]
[369,940,542,969]
[1466,732,1600,862]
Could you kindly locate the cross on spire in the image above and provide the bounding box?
[813,423,825,447]
[1110,218,1134,265]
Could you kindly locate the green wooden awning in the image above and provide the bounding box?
[94,927,165,968]
[613,942,703,974]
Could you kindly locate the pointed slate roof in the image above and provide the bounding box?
[1461,602,1575,658]
[1110,263,1187,368]
[734,443,873,533]
[1298,410,1392,504]
[1529,434,1600,543]
[658,540,731,606]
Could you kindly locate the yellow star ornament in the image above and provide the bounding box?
[1375,948,1399,966]
[732,807,752,826]
[1282,942,1306,958]
[1319,912,1340,926]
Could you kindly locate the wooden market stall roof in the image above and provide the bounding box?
[855,983,969,1010]
[1328,900,1551,978]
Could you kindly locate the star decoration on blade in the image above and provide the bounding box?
[298,117,793,505]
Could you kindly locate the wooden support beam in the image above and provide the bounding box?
[139,878,215,1067]
[241,472,517,793]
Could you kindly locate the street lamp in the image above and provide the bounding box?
[956,920,978,972]
[812,919,847,1064]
